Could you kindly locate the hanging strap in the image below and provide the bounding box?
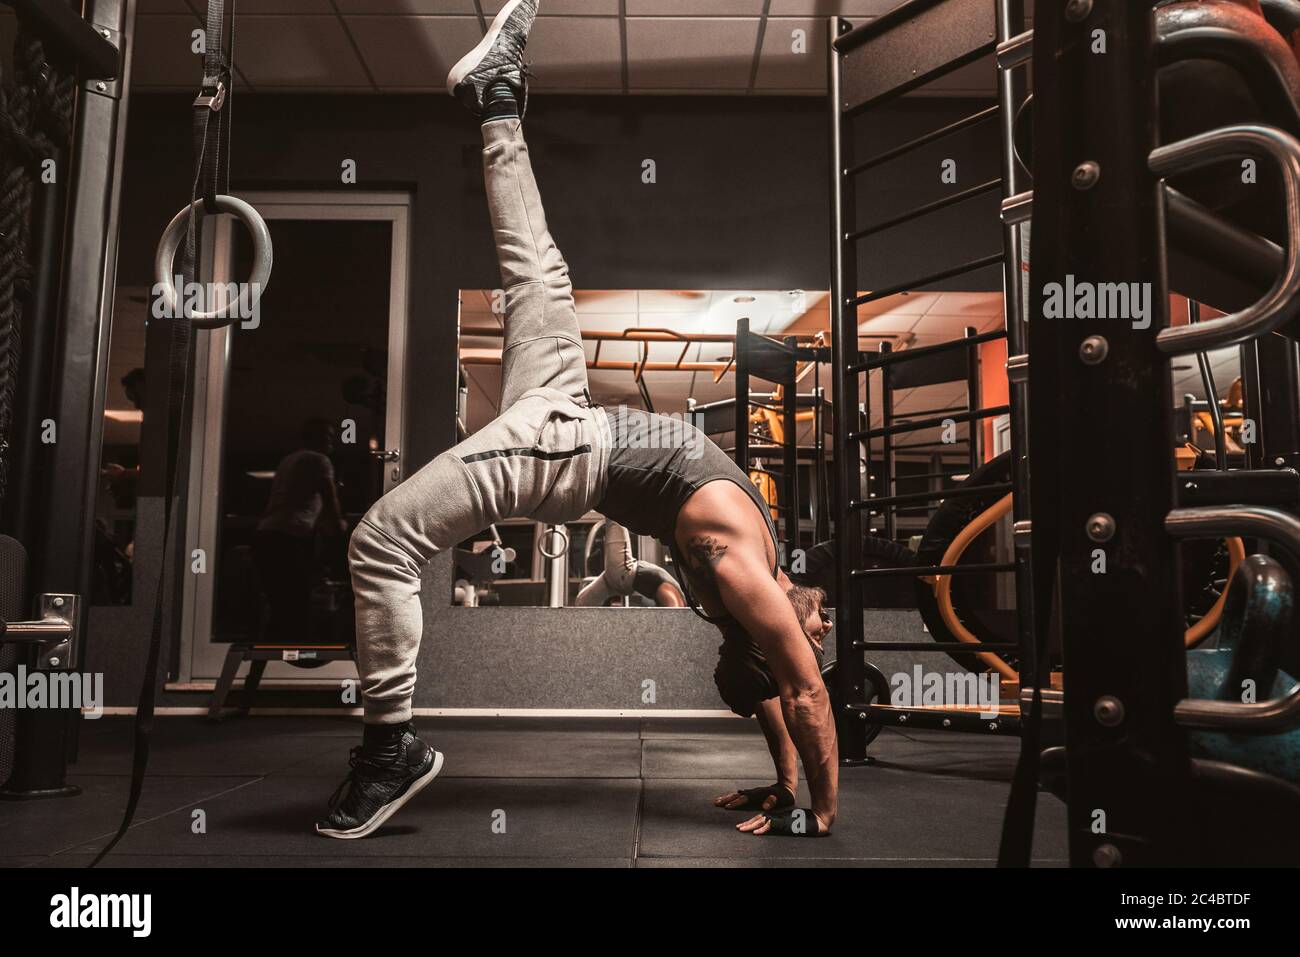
[997,561,1061,867]
[91,0,233,868]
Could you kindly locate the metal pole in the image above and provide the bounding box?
[1028,0,1186,866]
[880,341,896,542]
[1188,302,1227,470]
[994,0,1036,689]
[964,325,981,472]
[13,0,135,797]
[829,16,868,764]
[734,318,750,472]
[783,335,799,564]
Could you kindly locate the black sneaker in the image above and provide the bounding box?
[315,730,444,840]
[446,0,538,116]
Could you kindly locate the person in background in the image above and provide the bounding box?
[254,418,348,643]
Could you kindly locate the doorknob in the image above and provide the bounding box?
[370,448,400,462]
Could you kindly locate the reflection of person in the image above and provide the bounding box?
[101,367,148,507]
[253,418,347,644]
[575,522,684,607]
[319,1,837,842]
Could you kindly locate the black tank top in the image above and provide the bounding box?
[595,407,780,625]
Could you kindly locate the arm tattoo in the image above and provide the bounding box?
[685,535,728,585]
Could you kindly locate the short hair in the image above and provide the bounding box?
[786,583,827,624]
[301,417,334,445]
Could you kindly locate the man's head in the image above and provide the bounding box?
[785,583,831,647]
[302,417,336,454]
[712,583,831,719]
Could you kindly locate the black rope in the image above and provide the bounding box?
[90,0,236,869]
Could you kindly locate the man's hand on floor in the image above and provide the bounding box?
[735,808,831,837]
[713,783,795,812]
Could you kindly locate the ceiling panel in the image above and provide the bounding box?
[485,0,621,13]
[125,1,1011,96]
[340,1,478,12]
[768,0,898,14]
[526,15,624,90]
[754,17,827,91]
[346,15,483,89]
[234,16,372,88]
[626,17,761,91]
[131,15,205,89]
[138,0,194,12]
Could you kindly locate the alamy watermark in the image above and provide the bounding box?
[1042,274,1152,330]
[0,666,104,718]
[152,277,262,328]
[891,666,1000,719]
[50,887,151,937]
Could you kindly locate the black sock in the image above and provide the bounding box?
[482,79,519,122]
[362,720,412,762]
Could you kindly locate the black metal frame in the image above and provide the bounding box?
[829,0,1030,763]
[1026,0,1189,867]
[731,318,827,563]
[0,0,134,798]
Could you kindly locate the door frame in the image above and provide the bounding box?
[175,191,412,685]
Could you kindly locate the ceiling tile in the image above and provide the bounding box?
[527,15,623,90]
[233,16,372,88]
[768,0,896,15]
[856,291,941,318]
[484,0,620,13]
[238,0,336,12]
[755,17,826,91]
[628,0,765,13]
[138,0,196,12]
[347,15,482,89]
[576,290,638,314]
[926,291,1004,317]
[130,14,205,89]
[339,0,477,12]
[912,313,986,339]
[626,17,760,90]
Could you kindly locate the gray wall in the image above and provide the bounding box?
[90,91,999,710]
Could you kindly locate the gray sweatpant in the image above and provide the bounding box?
[349,118,611,724]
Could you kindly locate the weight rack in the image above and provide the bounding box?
[827,0,1032,762]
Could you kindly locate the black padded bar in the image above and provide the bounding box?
[1166,187,1282,290]
[846,105,999,176]
[893,441,970,451]
[848,253,1004,309]
[4,0,120,79]
[853,404,1010,440]
[907,470,967,480]
[851,328,1005,373]
[835,0,997,114]
[893,405,967,420]
[854,641,1020,651]
[852,561,1016,579]
[847,178,1002,242]
[852,481,1012,510]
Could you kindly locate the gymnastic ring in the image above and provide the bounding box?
[537,526,570,560]
[154,195,273,329]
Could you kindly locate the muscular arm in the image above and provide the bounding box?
[685,535,838,829]
[754,697,798,796]
[318,458,345,530]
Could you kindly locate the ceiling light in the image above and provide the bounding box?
[733,295,755,303]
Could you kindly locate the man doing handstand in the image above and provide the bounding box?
[317,0,839,841]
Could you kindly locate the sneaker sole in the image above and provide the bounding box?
[446,0,529,96]
[314,750,445,840]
